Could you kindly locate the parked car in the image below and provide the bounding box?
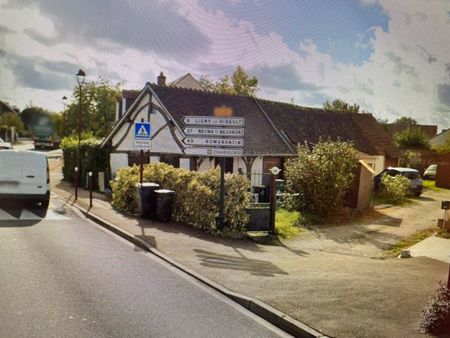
[0,150,50,208]
[374,167,423,196]
[423,164,437,180]
[0,137,12,150]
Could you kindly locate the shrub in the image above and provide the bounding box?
[285,139,358,221]
[61,136,111,190]
[110,163,250,237]
[420,281,450,334]
[395,128,430,149]
[378,175,410,204]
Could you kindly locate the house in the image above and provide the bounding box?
[429,128,450,148]
[0,100,19,116]
[102,74,400,185]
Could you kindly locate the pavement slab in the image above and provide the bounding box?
[409,235,450,263]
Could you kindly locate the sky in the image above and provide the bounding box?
[1,0,450,130]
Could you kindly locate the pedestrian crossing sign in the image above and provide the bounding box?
[134,122,151,150]
[135,122,151,139]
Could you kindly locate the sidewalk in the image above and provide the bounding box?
[409,236,450,263]
[50,169,449,338]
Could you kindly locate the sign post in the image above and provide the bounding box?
[134,120,151,184]
[182,114,245,230]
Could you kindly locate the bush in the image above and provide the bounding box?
[378,175,410,204]
[395,128,430,149]
[420,281,450,334]
[285,139,358,221]
[61,136,111,190]
[110,163,250,237]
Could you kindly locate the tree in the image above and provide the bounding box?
[20,106,55,137]
[0,112,25,140]
[393,116,417,130]
[394,127,430,149]
[199,65,258,96]
[323,99,360,113]
[64,78,123,138]
[285,139,358,221]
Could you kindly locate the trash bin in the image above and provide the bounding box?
[155,189,175,222]
[136,183,160,218]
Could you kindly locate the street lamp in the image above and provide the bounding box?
[269,166,282,234]
[75,69,85,201]
[62,96,67,137]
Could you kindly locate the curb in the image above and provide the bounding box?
[59,194,328,338]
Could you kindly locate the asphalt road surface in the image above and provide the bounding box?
[0,197,289,338]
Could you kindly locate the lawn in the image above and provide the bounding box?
[275,208,303,239]
[422,179,449,192]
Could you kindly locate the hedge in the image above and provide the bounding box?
[61,137,111,190]
[110,163,251,238]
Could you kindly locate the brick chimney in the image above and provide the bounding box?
[157,72,166,86]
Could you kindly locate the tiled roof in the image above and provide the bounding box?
[150,84,294,156]
[257,99,397,156]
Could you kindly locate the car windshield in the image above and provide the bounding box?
[402,171,420,179]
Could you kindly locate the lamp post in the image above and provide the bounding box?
[75,69,85,201]
[62,96,67,137]
[269,166,281,234]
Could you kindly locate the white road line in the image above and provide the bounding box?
[0,209,16,220]
[19,209,42,220]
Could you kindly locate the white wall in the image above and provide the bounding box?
[359,155,385,174]
[180,158,190,170]
[110,153,128,178]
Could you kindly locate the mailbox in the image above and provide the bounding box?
[441,200,450,210]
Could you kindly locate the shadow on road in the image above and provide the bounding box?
[194,248,288,277]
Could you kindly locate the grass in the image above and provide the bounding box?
[383,228,436,258]
[275,208,303,239]
[436,227,450,239]
[423,179,448,192]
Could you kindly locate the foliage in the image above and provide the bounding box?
[64,78,123,138]
[398,149,422,168]
[394,127,430,149]
[378,175,410,204]
[0,112,25,139]
[61,136,110,190]
[199,65,258,96]
[275,208,302,239]
[436,227,450,239]
[285,139,358,221]
[393,116,417,129]
[420,281,450,334]
[323,99,361,113]
[110,163,251,237]
[423,179,449,192]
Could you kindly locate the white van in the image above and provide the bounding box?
[0,150,50,208]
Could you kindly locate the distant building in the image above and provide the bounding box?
[0,100,19,116]
[430,129,450,147]
[103,73,400,183]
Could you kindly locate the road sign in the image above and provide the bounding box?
[134,122,151,150]
[182,127,244,137]
[182,137,244,147]
[183,147,243,157]
[182,116,244,127]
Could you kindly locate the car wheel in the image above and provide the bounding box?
[414,191,422,197]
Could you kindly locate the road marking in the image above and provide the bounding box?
[0,209,16,220]
[0,208,70,221]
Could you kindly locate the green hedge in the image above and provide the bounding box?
[61,137,111,190]
[110,162,250,238]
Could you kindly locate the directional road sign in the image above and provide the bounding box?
[182,137,244,147]
[134,122,151,150]
[183,147,243,157]
[182,116,244,127]
[182,127,244,137]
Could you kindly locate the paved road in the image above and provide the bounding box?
[0,198,289,338]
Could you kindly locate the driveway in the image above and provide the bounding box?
[281,189,449,258]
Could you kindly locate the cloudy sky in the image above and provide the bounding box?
[1,0,450,129]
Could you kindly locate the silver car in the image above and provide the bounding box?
[374,167,423,196]
[423,164,437,180]
[0,137,12,150]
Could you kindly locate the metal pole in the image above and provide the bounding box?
[74,167,79,201]
[140,150,144,185]
[219,157,225,229]
[448,255,450,291]
[269,172,277,234]
[88,172,93,208]
[77,83,82,183]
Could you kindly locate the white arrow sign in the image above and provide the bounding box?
[182,116,245,127]
[183,147,243,157]
[182,127,244,137]
[183,137,244,147]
